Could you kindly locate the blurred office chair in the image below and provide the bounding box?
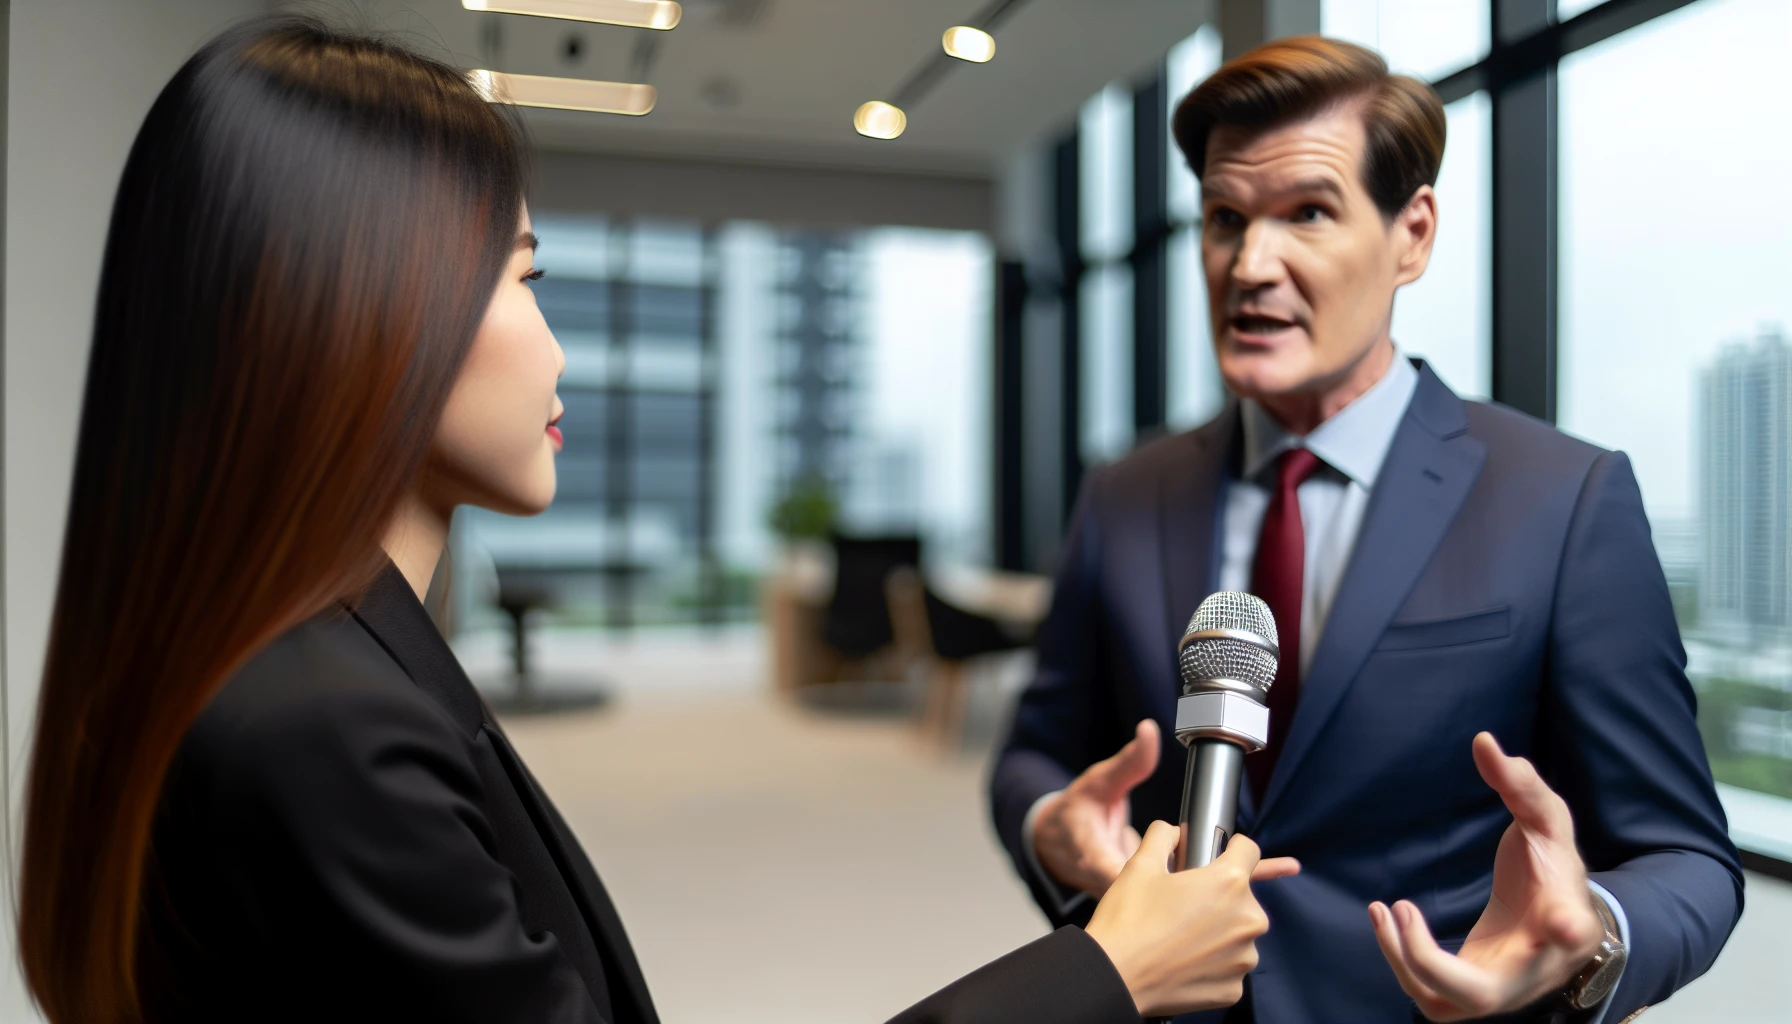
[814,533,922,685]
[488,566,610,714]
[886,566,1032,749]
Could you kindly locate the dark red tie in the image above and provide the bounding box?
[1248,447,1323,801]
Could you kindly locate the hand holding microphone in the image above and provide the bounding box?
[1086,822,1297,1017]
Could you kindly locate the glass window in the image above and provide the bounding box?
[1557,0,1611,19]
[1080,265,1134,463]
[629,220,705,285]
[1079,84,1133,263]
[1392,91,1491,399]
[1167,225,1224,429]
[1557,0,1792,858]
[856,229,994,562]
[1322,0,1491,81]
[455,217,994,634]
[1166,24,1223,225]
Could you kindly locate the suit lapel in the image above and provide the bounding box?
[350,564,660,1024]
[1256,365,1487,822]
[1159,405,1237,667]
[1159,409,1257,820]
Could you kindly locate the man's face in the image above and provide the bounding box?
[1200,102,1433,403]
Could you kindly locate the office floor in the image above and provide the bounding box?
[457,627,1791,1024]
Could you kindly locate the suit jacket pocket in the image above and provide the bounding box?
[1376,606,1510,652]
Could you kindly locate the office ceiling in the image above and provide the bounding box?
[336,0,1215,177]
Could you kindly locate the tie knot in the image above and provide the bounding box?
[1274,447,1323,490]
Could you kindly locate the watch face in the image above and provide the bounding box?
[1576,947,1628,1009]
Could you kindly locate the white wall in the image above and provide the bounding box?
[2,2,264,1017]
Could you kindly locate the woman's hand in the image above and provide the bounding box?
[1085,820,1300,1017]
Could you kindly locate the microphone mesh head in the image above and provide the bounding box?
[1179,592,1279,694]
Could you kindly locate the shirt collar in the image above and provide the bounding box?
[1239,353,1420,487]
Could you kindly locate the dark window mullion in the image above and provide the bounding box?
[1131,72,1170,437]
[1054,135,1084,519]
[605,224,635,629]
[994,259,1028,571]
[1489,0,1559,422]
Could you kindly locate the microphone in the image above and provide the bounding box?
[1173,591,1279,870]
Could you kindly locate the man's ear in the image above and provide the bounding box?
[1392,184,1439,288]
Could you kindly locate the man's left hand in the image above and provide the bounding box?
[1368,732,1605,1021]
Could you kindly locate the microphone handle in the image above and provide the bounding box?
[1177,739,1245,870]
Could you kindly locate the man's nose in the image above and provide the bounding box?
[1230,221,1285,290]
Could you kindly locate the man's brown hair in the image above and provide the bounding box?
[1172,35,1446,218]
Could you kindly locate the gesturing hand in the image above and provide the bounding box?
[1087,821,1301,1017]
[1369,732,1604,1021]
[1033,720,1161,897]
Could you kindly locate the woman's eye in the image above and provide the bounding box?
[524,268,545,282]
[1295,205,1326,223]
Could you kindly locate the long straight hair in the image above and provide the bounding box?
[18,18,528,1021]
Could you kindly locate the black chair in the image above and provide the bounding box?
[488,565,610,714]
[886,569,1032,748]
[821,533,922,666]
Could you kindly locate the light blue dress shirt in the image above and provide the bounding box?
[1220,354,1419,674]
[1024,352,1627,1019]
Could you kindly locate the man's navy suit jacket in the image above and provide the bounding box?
[990,362,1743,1023]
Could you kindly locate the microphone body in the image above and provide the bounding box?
[1179,742,1246,869]
[1173,592,1279,870]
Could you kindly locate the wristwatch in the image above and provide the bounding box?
[1563,888,1628,1011]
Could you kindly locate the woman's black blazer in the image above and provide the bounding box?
[142,564,1139,1023]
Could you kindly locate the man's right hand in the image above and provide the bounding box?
[1086,821,1300,1016]
[1033,719,1163,897]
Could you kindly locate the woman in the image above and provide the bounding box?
[17,18,1295,1024]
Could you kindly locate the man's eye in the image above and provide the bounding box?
[1209,209,1242,228]
[1295,205,1326,223]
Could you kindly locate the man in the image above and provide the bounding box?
[989,36,1742,1024]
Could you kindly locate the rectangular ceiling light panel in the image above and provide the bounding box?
[461,0,681,30]
[470,70,656,115]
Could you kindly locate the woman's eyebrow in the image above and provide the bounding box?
[517,231,539,252]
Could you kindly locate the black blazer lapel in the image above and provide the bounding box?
[350,564,660,1024]
[1256,363,1487,822]
[351,565,486,738]
[482,728,662,1024]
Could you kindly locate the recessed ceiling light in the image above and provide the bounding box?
[853,101,906,140]
[461,0,682,30]
[469,70,656,115]
[942,26,995,63]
